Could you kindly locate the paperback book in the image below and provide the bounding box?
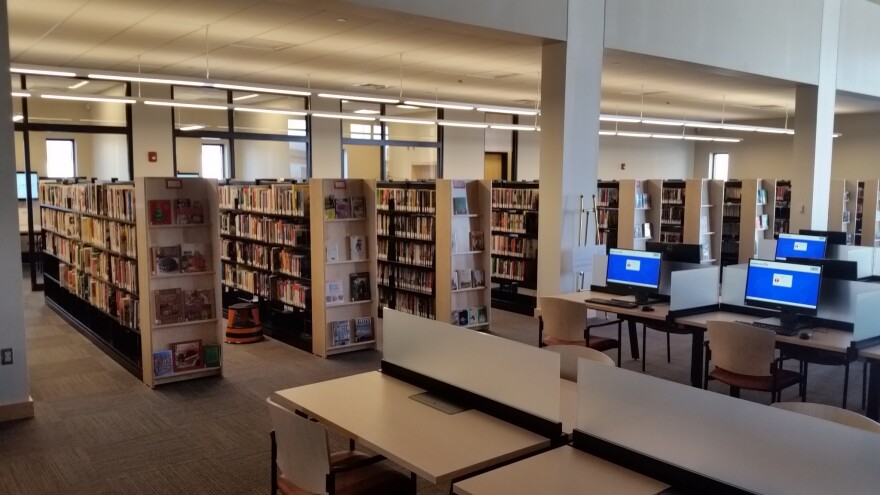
[154,288,183,325]
[180,243,209,272]
[183,288,214,321]
[457,269,473,289]
[153,350,173,377]
[469,231,484,251]
[351,197,366,219]
[330,320,351,347]
[349,236,366,261]
[324,195,337,219]
[149,199,173,225]
[451,270,459,291]
[452,197,469,215]
[354,317,373,342]
[349,272,370,302]
[326,243,339,262]
[153,245,181,274]
[171,339,202,372]
[472,269,485,288]
[175,199,206,224]
[326,280,345,304]
[203,344,221,368]
[335,197,352,219]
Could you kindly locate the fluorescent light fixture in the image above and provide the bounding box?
[684,122,723,129]
[599,115,642,123]
[641,118,684,126]
[651,134,684,139]
[318,93,399,104]
[598,130,617,136]
[232,93,259,101]
[68,80,89,89]
[89,74,206,87]
[41,94,135,104]
[489,124,537,131]
[11,92,31,98]
[353,109,380,114]
[12,114,23,122]
[711,137,743,143]
[11,68,77,77]
[754,127,793,134]
[396,104,420,109]
[144,100,227,110]
[477,107,539,116]
[683,135,715,141]
[616,131,651,138]
[403,100,474,111]
[179,125,205,131]
[312,112,375,121]
[234,107,307,116]
[833,133,842,138]
[379,117,435,125]
[438,121,489,129]
[214,83,310,96]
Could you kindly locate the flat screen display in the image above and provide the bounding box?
[16,172,38,200]
[606,248,662,289]
[745,259,822,312]
[775,233,827,261]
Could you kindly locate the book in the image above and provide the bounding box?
[354,317,373,342]
[326,243,339,262]
[457,309,469,326]
[170,339,202,372]
[469,231,484,251]
[457,269,473,289]
[180,243,209,272]
[203,344,221,368]
[149,199,172,225]
[175,199,191,224]
[152,245,181,274]
[451,311,460,325]
[351,197,366,219]
[154,288,182,325]
[472,269,485,288]
[325,280,345,304]
[153,350,173,377]
[476,306,488,324]
[324,195,336,219]
[349,272,370,302]
[467,307,478,326]
[452,197,469,215]
[183,289,214,321]
[335,197,352,219]
[330,320,351,347]
[189,200,205,224]
[349,236,366,261]
[451,270,459,291]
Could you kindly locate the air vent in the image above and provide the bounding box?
[353,83,391,91]
[229,38,293,52]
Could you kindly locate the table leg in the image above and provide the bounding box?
[628,320,640,360]
[690,328,705,388]
[867,359,880,421]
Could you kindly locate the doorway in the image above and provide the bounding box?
[484,152,509,180]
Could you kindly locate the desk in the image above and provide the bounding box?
[272,371,552,485]
[452,446,669,495]
[861,345,880,420]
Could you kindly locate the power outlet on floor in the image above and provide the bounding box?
[1,348,12,365]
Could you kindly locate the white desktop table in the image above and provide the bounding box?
[272,371,554,485]
[452,445,669,495]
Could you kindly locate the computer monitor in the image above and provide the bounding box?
[16,172,38,200]
[799,229,848,246]
[786,257,858,281]
[775,233,827,261]
[606,248,662,304]
[645,241,701,263]
[744,259,823,331]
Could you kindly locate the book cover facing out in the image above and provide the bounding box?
[149,199,173,225]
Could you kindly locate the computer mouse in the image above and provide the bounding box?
[798,331,811,340]
[641,306,654,312]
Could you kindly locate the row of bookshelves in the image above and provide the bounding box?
[376,187,436,213]
[219,182,308,216]
[491,186,538,210]
[220,240,310,278]
[490,211,537,234]
[490,181,539,314]
[40,181,136,223]
[376,213,435,240]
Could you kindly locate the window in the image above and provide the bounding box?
[287,118,306,137]
[46,139,76,178]
[201,144,226,179]
[711,153,729,181]
[349,123,384,140]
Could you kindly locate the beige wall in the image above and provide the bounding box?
[345,144,380,179]
[598,135,695,180]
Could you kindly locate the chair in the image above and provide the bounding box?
[538,296,622,366]
[640,322,691,373]
[780,345,854,409]
[771,402,880,434]
[267,398,414,495]
[544,344,615,381]
[704,321,804,403]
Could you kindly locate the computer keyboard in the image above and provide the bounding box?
[584,297,640,309]
[734,320,799,337]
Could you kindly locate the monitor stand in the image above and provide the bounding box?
[633,290,655,306]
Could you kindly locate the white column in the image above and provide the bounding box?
[131,84,175,177]
[0,0,32,418]
[790,0,841,232]
[537,0,605,295]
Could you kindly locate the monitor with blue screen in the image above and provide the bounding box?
[606,248,662,304]
[745,259,823,331]
[775,233,827,261]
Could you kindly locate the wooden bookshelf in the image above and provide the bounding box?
[135,177,222,388]
[40,179,142,376]
[772,179,792,239]
[720,179,769,265]
[829,179,856,244]
[596,181,619,248]
[601,180,652,251]
[655,179,686,244]
[310,179,377,357]
[682,179,719,263]
[489,180,539,316]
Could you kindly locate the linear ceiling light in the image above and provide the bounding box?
[234,107,307,116]
[599,115,642,123]
[179,125,206,131]
[11,91,31,98]
[12,115,23,122]
[68,80,90,89]
[396,104,419,109]
[477,107,538,116]
[311,112,376,121]
[602,130,742,142]
[41,94,136,104]
[11,68,77,77]
[379,117,435,125]
[489,124,537,131]
[232,93,259,101]
[640,118,684,126]
[438,121,489,129]
[616,131,651,138]
[214,83,310,96]
[318,93,399,104]
[144,100,227,110]
[403,100,474,111]
[598,130,617,136]
[354,109,380,114]
[89,74,206,87]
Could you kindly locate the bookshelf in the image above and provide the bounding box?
[720,179,769,265]
[602,180,652,250]
[829,179,856,244]
[40,179,142,376]
[596,181,619,248]
[772,180,792,239]
[859,180,880,246]
[855,181,865,246]
[310,179,377,357]
[489,180,539,315]
[656,180,687,244]
[217,180,312,350]
[682,179,718,263]
[438,180,491,330]
[376,180,438,321]
[136,177,222,387]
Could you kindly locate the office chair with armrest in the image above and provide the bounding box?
[267,398,414,495]
[544,344,615,381]
[640,322,691,373]
[705,321,805,403]
[538,296,622,366]
[771,401,880,434]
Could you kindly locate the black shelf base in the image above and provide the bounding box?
[491,287,537,316]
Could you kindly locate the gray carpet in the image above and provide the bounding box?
[0,278,867,494]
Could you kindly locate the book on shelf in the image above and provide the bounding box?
[203,344,221,368]
[154,288,183,325]
[349,236,366,261]
[469,231,484,251]
[180,243,209,273]
[170,339,202,372]
[152,245,181,274]
[183,289,214,321]
[148,200,173,225]
[452,197,469,215]
[326,280,345,304]
[349,272,370,302]
[330,320,351,347]
[354,317,373,342]
[451,270,459,291]
[472,269,485,288]
[476,306,488,324]
[175,198,205,224]
[457,269,473,289]
[467,307,479,326]
[153,350,173,377]
[326,244,339,262]
[351,197,366,219]
[324,195,337,219]
[452,309,469,326]
[335,197,351,219]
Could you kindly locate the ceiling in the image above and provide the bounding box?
[9,0,880,122]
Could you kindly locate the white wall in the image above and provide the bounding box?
[132,85,174,177]
[310,98,342,178]
[837,0,880,98]
[442,109,485,179]
[516,129,540,180]
[598,136,694,180]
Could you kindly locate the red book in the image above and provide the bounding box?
[149,200,172,225]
